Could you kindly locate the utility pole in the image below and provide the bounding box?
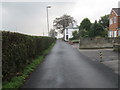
[43,28,44,36]
[46,6,51,36]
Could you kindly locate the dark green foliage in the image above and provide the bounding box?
[79,18,91,31]
[79,18,92,38]
[79,29,89,38]
[72,30,79,40]
[89,21,105,37]
[78,15,109,38]
[98,15,109,28]
[113,37,120,53]
[3,43,55,88]
[2,31,55,82]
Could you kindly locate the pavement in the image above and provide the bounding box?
[22,40,118,88]
[71,43,119,74]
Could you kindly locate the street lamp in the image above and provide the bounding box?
[46,6,51,36]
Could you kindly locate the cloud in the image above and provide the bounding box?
[1,0,79,2]
[0,2,2,30]
[1,0,119,36]
[2,2,75,36]
[70,0,119,23]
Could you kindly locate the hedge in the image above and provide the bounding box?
[113,44,120,52]
[2,31,56,82]
[113,37,120,53]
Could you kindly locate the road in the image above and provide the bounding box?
[22,40,118,88]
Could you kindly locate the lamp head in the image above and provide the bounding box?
[47,6,51,8]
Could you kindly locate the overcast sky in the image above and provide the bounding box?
[0,0,119,36]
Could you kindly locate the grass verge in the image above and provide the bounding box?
[2,42,55,89]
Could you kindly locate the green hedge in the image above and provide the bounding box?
[2,31,55,82]
[113,44,120,52]
[113,37,120,53]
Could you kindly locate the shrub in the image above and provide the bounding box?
[2,31,55,82]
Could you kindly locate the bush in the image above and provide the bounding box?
[2,31,55,82]
[113,37,120,53]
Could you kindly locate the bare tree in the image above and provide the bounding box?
[49,29,57,38]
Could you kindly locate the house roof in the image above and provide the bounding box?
[112,8,120,16]
[66,23,78,29]
[66,25,78,29]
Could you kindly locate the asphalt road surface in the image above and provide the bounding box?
[22,40,118,88]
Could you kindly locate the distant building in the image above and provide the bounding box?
[108,8,120,37]
[64,23,79,41]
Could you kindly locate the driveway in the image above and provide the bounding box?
[22,40,118,88]
[71,43,119,74]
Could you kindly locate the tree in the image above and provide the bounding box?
[98,15,109,28]
[98,15,109,37]
[78,15,108,38]
[49,29,57,38]
[89,20,105,37]
[72,30,79,39]
[53,14,76,34]
[79,18,91,37]
[79,29,89,38]
[79,18,91,31]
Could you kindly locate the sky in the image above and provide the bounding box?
[0,0,119,36]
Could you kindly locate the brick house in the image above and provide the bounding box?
[108,8,120,37]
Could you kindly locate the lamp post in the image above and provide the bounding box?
[46,6,51,36]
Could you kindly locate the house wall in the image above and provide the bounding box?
[118,16,120,26]
[109,10,118,31]
[64,28,79,41]
[109,10,119,37]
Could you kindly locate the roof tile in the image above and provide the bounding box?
[112,8,120,16]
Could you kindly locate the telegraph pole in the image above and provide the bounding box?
[46,6,51,36]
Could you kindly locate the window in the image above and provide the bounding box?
[108,31,111,37]
[110,18,113,24]
[108,31,113,37]
[118,30,120,36]
[114,17,116,23]
[114,31,117,37]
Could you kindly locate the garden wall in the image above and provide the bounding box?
[79,37,114,49]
